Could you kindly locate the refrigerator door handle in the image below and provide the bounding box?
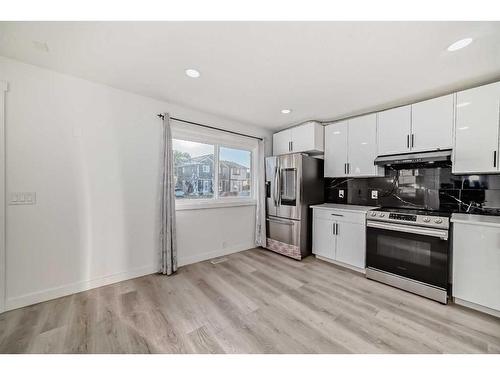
[273,164,279,206]
[274,160,281,206]
[278,166,282,206]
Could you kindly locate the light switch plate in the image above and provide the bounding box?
[9,192,36,205]
[338,189,344,198]
[371,190,378,199]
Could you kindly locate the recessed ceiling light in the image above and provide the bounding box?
[281,109,292,114]
[185,69,200,78]
[447,38,473,52]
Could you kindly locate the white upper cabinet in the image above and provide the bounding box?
[347,114,382,176]
[272,121,324,156]
[453,82,500,174]
[377,105,412,156]
[291,121,324,154]
[378,98,454,156]
[324,115,382,178]
[411,94,454,152]
[324,121,348,177]
[272,129,291,156]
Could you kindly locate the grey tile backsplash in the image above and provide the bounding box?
[325,165,500,215]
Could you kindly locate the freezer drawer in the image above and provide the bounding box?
[266,216,300,246]
[265,216,303,260]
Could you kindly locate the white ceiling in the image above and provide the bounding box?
[1,21,499,130]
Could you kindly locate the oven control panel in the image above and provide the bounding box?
[368,210,450,229]
[388,213,417,222]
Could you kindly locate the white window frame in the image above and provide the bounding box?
[171,120,257,211]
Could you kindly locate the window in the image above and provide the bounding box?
[219,147,251,198]
[173,139,214,199]
[172,138,253,204]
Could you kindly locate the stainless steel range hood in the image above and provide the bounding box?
[374,149,452,166]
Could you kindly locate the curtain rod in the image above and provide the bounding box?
[157,114,263,141]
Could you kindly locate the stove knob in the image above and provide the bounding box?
[371,212,377,217]
[379,213,385,217]
[423,217,431,223]
[435,218,443,224]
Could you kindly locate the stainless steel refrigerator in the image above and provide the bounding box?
[265,154,324,260]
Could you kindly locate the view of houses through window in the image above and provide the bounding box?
[173,139,252,200]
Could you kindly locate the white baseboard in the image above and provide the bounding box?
[178,242,255,267]
[5,264,157,312]
[4,243,256,312]
[315,255,366,274]
[454,297,500,318]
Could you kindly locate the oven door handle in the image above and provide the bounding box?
[367,221,448,240]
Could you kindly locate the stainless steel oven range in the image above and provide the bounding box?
[365,208,450,304]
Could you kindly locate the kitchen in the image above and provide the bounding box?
[267,80,500,316]
[1,17,500,367]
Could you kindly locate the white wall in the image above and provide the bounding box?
[0,56,272,311]
[0,80,7,313]
[176,205,257,266]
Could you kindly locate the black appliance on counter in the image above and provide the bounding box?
[366,207,451,304]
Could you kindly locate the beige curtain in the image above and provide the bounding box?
[159,113,177,275]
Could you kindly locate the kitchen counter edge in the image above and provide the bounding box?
[310,203,377,213]
[451,213,500,228]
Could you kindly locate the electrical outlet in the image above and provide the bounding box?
[338,189,344,198]
[371,190,378,200]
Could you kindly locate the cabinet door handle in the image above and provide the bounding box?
[330,213,344,217]
[332,222,336,235]
[407,135,410,149]
[290,141,293,151]
[344,163,347,174]
[347,163,350,174]
[494,151,497,168]
[411,134,414,148]
[336,223,339,235]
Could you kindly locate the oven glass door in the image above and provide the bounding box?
[366,224,449,288]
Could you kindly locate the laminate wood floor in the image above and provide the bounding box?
[1,248,500,353]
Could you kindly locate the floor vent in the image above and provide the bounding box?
[210,257,229,265]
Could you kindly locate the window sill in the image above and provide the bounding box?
[175,199,257,211]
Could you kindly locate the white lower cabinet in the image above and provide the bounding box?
[312,207,367,271]
[452,219,500,315]
[312,216,336,259]
[335,222,365,270]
